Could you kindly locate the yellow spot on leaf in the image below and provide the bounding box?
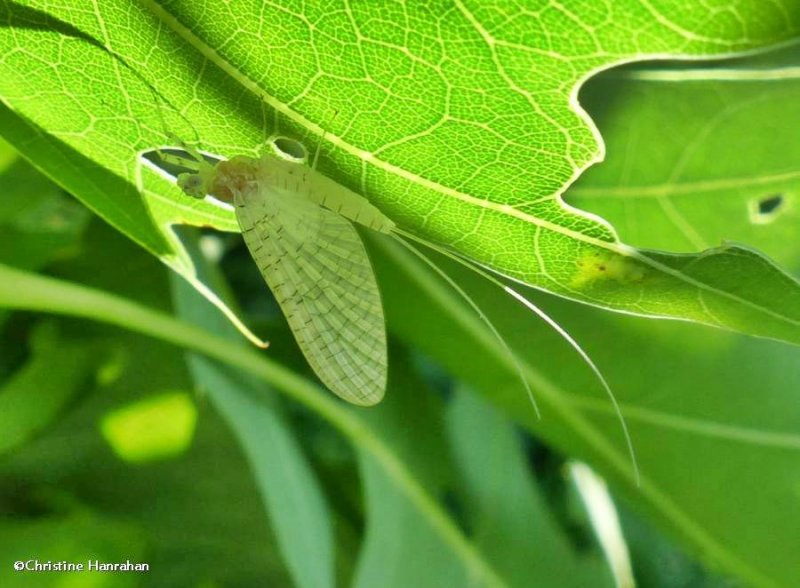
[572,250,647,289]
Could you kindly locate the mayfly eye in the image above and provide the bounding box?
[177,173,205,199]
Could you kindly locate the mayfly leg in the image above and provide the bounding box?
[311,110,338,171]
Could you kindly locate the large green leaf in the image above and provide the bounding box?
[569,52,800,271]
[2,1,800,344]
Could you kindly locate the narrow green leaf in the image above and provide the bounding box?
[446,388,614,588]
[170,234,335,588]
[352,351,474,588]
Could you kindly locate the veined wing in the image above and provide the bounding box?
[235,181,387,406]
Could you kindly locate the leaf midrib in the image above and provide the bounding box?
[571,395,800,449]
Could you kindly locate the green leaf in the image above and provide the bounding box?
[0,234,295,585]
[0,157,89,263]
[171,234,335,588]
[544,301,800,588]
[352,350,614,588]
[0,323,97,456]
[2,1,800,344]
[0,263,510,587]
[569,55,800,270]
[352,352,473,588]
[0,150,89,329]
[3,216,797,585]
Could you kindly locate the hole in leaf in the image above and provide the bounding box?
[758,194,783,215]
[750,193,786,224]
[140,148,220,179]
[271,137,307,162]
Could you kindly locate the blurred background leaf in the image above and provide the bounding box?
[171,233,336,588]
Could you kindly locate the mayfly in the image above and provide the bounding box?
[154,137,639,481]
[156,137,526,409]
[164,139,392,406]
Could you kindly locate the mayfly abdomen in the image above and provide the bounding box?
[313,176,395,235]
[266,155,395,235]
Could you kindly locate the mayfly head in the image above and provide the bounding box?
[177,160,218,200]
[176,156,262,204]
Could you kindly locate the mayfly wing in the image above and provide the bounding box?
[235,171,387,406]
